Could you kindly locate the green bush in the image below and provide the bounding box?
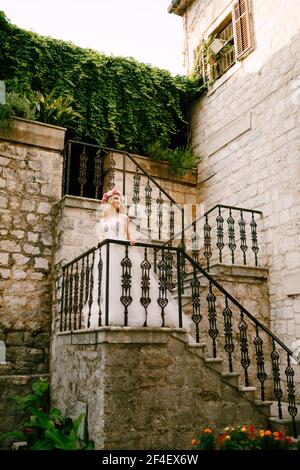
[1,377,94,450]
[0,91,35,131]
[31,90,82,128]
[146,141,200,176]
[0,90,80,131]
[192,425,297,450]
[0,11,203,154]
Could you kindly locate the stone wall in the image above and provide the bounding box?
[52,328,269,450]
[0,118,65,437]
[181,0,300,350]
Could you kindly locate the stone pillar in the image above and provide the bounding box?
[53,328,268,450]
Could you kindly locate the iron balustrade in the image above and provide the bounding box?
[201,204,262,270]
[63,141,262,271]
[62,140,185,243]
[180,249,299,437]
[57,239,299,436]
[164,204,263,271]
[58,239,183,332]
[59,142,297,434]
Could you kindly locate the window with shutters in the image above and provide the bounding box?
[208,17,236,81]
[193,0,253,82]
[233,0,253,60]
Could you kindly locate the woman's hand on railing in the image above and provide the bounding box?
[129,239,137,246]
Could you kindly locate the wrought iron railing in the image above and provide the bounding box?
[62,140,185,243]
[63,141,263,271]
[58,239,183,330]
[57,239,299,436]
[181,249,299,437]
[192,204,262,270]
[165,204,263,271]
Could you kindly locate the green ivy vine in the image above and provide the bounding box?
[0,11,203,156]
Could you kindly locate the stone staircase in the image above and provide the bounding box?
[184,334,300,437]
[55,143,299,444]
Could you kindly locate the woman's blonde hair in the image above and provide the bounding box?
[103,194,125,218]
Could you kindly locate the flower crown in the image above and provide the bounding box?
[101,187,122,205]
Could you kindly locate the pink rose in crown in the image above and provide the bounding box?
[101,187,122,205]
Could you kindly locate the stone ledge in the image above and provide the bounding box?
[56,327,187,345]
[57,194,101,211]
[0,117,66,151]
[209,263,269,279]
[184,263,269,283]
[0,373,49,382]
[109,151,197,185]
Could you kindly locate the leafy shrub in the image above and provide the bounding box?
[147,141,200,176]
[0,101,14,131]
[31,90,81,128]
[0,91,35,131]
[0,89,81,131]
[0,11,203,153]
[6,91,36,120]
[1,377,94,450]
[192,425,297,450]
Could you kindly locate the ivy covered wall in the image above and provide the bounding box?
[0,11,202,154]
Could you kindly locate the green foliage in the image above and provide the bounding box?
[0,91,36,131]
[0,90,81,131]
[1,377,94,450]
[5,91,36,120]
[0,102,14,131]
[147,141,200,176]
[31,90,82,128]
[13,375,49,411]
[0,11,203,155]
[192,425,297,450]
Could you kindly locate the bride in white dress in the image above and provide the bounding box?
[82,188,192,332]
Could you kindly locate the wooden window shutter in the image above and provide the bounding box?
[232,0,253,60]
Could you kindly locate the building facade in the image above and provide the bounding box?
[169,0,300,353]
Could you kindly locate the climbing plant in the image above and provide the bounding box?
[0,11,203,156]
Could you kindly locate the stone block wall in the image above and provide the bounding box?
[52,328,269,450]
[0,118,65,436]
[181,0,300,350]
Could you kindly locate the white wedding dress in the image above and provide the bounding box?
[82,213,192,331]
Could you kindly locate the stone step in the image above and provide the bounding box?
[268,416,300,437]
[254,400,273,417]
[204,357,223,373]
[270,401,300,419]
[238,386,257,401]
[186,341,207,358]
[221,371,240,388]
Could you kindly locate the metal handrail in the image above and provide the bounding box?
[182,248,299,364]
[205,204,262,217]
[162,203,263,248]
[62,238,178,271]
[64,140,181,208]
[123,151,180,208]
[61,238,299,364]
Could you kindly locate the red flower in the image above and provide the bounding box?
[24,428,33,434]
